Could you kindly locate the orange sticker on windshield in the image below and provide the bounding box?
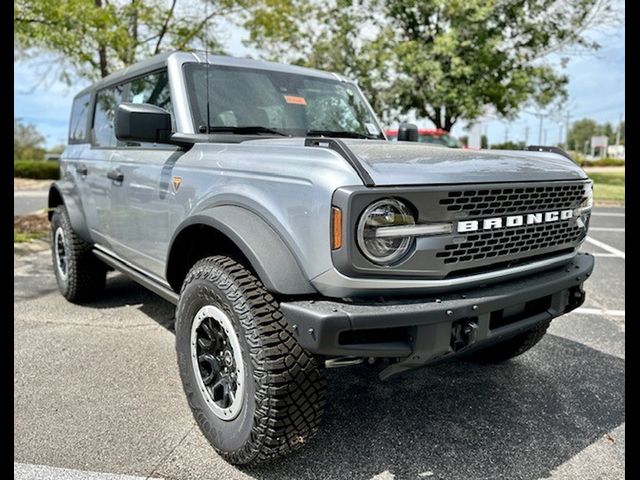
[284,95,307,105]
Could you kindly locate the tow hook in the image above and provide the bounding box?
[325,356,364,368]
[450,318,479,352]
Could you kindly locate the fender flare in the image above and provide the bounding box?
[48,181,92,242]
[167,205,316,295]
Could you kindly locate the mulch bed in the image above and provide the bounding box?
[14,212,50,234]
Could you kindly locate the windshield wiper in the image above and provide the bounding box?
[307,129,379,139]
[199,125,288,136]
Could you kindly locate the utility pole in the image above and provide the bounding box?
[543,129,547,145]
[504,125,508,143]
[558,123,563,147]
[564,111,571,148]
[538,114,544,144]
[524,125,529,145]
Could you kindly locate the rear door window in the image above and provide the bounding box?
[68,93,91,144]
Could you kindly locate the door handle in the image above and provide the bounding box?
[107,169,124,182]
[75,164,88,176]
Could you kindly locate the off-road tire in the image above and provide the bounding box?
[469,320,551,363]
[175,256,327,465]
[50,205,107,303]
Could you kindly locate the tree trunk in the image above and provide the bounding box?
[95,0,109,78]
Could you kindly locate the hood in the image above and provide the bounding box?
[242,137,587,186]
[340,140,587,186]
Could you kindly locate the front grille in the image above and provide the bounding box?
[436,221,584,265]
[439,184,585,217]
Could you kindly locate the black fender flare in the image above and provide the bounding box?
[48,181,92,242]
[167,205,316,295]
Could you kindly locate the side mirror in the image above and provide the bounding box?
[115,103,172,144]
[397,123,418,142]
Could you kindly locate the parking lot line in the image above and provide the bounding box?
[590,212,625,217]
[589,227,625,232]
[590,253,619,258]
[584,236,625,259]
[14,462,164,480]
[573,307,625,317]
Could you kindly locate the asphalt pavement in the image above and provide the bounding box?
[14,207,625,480]
[14,187,49,215]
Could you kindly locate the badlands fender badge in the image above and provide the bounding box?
[172,176,182,192]
[457,210,574,233]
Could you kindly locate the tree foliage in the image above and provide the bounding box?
[14,118,46,161]
[250,0,619,129]
[14,0,283,83]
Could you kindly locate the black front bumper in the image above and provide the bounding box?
[281,253,594,371]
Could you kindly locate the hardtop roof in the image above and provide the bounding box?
[74,51,349,99]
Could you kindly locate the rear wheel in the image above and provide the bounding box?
[175,256,327,465]
[468,320,551,363]
[50,206,106,303]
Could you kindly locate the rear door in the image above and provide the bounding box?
[109,69,184,277]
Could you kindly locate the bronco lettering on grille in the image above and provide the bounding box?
[457,209,574,233]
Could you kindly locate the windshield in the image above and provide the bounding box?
[183,63,384,139]
[419,134,462,148]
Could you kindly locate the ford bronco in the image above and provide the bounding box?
[50,51,594,465]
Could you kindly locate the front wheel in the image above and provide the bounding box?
[175,256,327,465]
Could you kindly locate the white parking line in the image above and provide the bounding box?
[589,227,625,232]
[14,463,163,480]
[591,253,618,258]
[584,236,625,259]
[590,212,625,217]
[573,307,625,317]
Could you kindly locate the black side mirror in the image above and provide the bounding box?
[397,123,419,142]
[115,103,172,144]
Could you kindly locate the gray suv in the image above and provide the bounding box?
[50,51,594,465]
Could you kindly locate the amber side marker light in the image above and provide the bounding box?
[331,207,343,250]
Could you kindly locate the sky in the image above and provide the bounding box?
[14,11,625,149]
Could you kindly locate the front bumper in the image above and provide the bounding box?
[281,253,594,373]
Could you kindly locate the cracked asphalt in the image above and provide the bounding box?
[14,207,625,480]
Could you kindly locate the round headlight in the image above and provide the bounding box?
[356,199,415,265]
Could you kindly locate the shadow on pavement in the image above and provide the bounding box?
[85,275,625,480]
[245,338,624,480]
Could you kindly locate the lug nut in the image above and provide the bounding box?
[435,299,442,303]
[446,310,453,316]
[472,305,478,311]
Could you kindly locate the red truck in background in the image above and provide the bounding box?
[385,127,464,148]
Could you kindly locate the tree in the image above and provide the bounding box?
[567,118,621,152]
[251,0,620,130]
[14,118,46,161]
[14,0,289,84]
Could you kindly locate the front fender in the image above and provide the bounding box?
[48,180,91,242]
[168,205,316,295]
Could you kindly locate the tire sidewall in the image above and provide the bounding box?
[51,210,72,297]
[175,276,257,454]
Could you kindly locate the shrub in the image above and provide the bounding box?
[14,160,60,179]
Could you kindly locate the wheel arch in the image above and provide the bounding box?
[166,206,316,296]
[48,182,92,242]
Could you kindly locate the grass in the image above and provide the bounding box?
[589,171,625,205]
[14,231,48,243]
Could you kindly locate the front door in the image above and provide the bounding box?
[108,70,185,278]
